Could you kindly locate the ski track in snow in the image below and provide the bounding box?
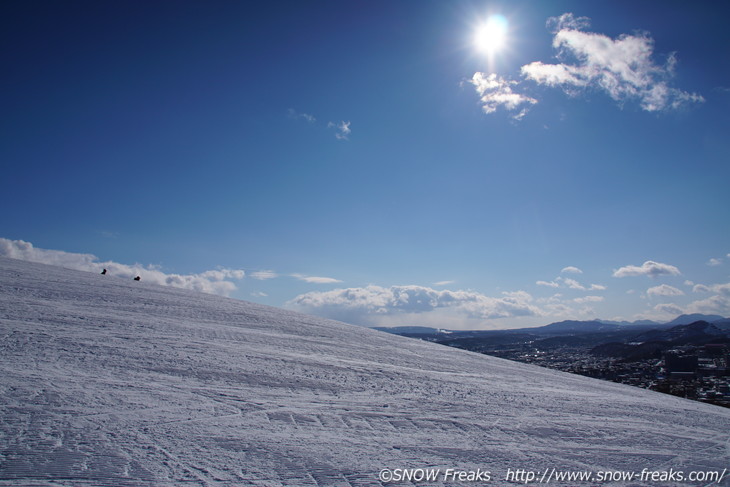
[0,256,728,486]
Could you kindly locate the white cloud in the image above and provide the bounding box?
[562,278,586,290]
[547,13,591,32]
[469,72,537,117]
[693,284,711,293]
[543,302,575,316]
[653,303,684,316]
[291,273,343,284]
[612,260,681,278]
[561,266,583,274]
[251,291,268,298]
[576,306,597,317]
[536,293,564,304]
[710,283,730,297]
[707,258,723,266]
[250,270,278,280]
[688,296,730,315]
[288,284,540,326]
[433,280,455,287]
[646,284,685,297]
[683,283,730,316]
[684,280,695,286]
[303,277,342,284]
[288,108,316,123]
[328,121,351,140]
[537,276,604,291]
[685,296,730,316]
[573,295,604,304]
[289,111,352,140]
[0,238,245,296]
[522,62,588,90]
[521,13,704,112]
[200,269,245,280]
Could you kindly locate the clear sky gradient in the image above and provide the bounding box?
[2,1,729,329]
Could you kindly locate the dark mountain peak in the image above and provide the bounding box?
[665,314,726,326]
[538,320,619,334]
[634,320,728,344]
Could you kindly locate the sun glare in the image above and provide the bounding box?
[475,15,508,54]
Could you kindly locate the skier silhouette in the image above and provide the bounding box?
[101,268,107,275]
[134,276,141,281]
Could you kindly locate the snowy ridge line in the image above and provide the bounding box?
[1,256,729,487]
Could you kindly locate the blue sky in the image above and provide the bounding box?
[2,1,729,329]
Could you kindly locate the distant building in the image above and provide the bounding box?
[669,371,695,381]
[704,344,728,356]
[664,353,698,374]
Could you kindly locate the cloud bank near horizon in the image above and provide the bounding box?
[0,238,344,298]
[287,284,541,326]
[2,237,727,328]
[0,238,245,296]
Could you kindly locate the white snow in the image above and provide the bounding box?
[0,256,728,486]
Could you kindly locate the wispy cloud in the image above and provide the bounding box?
[328,121,351,140]
[433,280,456,287]
[707,257,723,266]
[288,284,540,325]
[99,230,119,239]
[561,266,583,274]
[686,296,730,315]
[0,238,245,296]
[536,276,605,291]
[291,273,343,284]
[612,260,681,278]
[573,295,604,304]
[287,108,316,123]
[289,110,353,141]
[250,270,278,280]
[521,13,704,112]
[653,302,684,317]
[562,278,586,290]
[469,72,537,118]
[702,283,729,296]
[646,284,685,297]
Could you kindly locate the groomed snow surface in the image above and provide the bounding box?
[0,257,728,487]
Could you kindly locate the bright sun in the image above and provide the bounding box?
[475,15,508,54]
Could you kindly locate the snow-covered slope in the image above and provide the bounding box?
[0,257,728,487]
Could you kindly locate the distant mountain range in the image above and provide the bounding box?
[591,320,730,361]
[373,314,729,337]
[375,314,730,366]
[665,313,726,326]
